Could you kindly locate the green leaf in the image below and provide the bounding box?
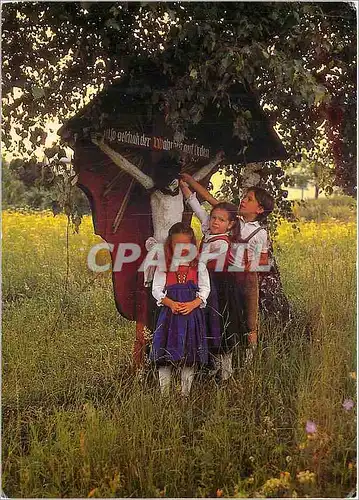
[314,85,327,105]
[31,86,45,100]
[105,19,121,31]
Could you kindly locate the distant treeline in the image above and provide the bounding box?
[2,158,90,214]
[2,158,356,223]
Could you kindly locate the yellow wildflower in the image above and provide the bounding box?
[280,471,291,481]
[296,470,316,485]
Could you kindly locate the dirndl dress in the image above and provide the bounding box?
[223,226,269,352]
[218,271,248,352]
[200,235,247,354]
[150,266,210,367]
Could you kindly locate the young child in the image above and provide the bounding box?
[150,222,211,396]
[181,173,275,380]
[179,180,240,378]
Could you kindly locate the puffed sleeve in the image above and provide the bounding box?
[208,239,229,257]
[152,267,167,306]
[196,262,211,308]
[185,192,210,234]
[200,239,229,271]
[248,229,269,271]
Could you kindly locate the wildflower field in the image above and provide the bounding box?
[2,210,357,498]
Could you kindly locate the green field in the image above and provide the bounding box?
[2,211,356,498]
[211,171,336,201]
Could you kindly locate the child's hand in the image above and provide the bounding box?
[244,347,254,365]
[179,179,192,199]
[145,236,158,251]
[177,298,201,315]
[170,301,182,314]
[180,173,194,184]
[162,297,181,314]
[245,332,257,366]
[177,302,195,315]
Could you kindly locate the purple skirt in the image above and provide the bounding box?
[150,281,209,366]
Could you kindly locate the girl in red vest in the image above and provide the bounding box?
[150,222,214,396]
[181,174,274,381]
[180,180,243,380]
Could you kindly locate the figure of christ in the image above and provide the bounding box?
[91,135,224,367]
[91,135,224,265]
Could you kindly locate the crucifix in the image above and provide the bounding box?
[91,134,224,366]
[91,134,224,262]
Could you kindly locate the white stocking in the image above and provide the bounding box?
[158,366,172,395]
[220,352,233,381]
[209,354,221,376]
[181,366,195,397]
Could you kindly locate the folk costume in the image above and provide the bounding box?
[150,261,211,367]
[226,217,269,350]
[185,194,245,359]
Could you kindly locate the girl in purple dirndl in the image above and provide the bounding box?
[150,222,212,396]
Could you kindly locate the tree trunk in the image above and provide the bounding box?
[315,184,320,199]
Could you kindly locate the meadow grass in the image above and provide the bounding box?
[292,195,356,223]
[2,211,356,498]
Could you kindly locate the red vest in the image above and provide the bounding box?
[166,265,198,286]
[199,234,231,272]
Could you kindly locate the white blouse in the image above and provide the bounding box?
[185,193,230,259]
[229,217,268,267]
[186,193,268,269]
[152,262,211,308]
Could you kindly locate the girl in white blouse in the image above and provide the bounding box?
[150,222,214,397]
[181,173,274,381]
[180,180,243,381]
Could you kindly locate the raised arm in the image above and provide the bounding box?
[91,135,154,190]
[181,173,219,207]
[192,151,225,181]
[180,180,210,231]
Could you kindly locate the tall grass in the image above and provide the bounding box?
[292,195,356,222]
[2,211,356,498]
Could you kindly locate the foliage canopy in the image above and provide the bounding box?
[2,1,356,196]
